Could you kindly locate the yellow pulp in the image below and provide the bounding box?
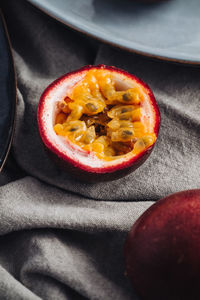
[54,69,156,160]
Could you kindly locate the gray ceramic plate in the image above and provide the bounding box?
[28,0,200,64]
[0,11,16,172]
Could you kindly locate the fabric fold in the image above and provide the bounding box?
[0,0,200,299]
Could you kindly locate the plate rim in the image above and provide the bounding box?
[0,10,17,172]
[27,0,200,66]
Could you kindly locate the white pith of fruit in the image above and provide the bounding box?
[41,68,157,169]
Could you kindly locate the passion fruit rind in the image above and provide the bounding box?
[124,190,200,300]
[46,141,153,182]
[37,64,160,181]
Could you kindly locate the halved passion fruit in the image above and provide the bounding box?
[37,65,160,182]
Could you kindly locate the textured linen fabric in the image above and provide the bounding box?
[0,0,200,299]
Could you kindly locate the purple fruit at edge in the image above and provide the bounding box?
[124,190,200,300]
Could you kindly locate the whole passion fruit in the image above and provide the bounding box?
[37,65,160,182]
[124,190,200,300]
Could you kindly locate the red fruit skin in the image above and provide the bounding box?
[124,190,200,300]
[37,65,160,182]
[46,144,152,182]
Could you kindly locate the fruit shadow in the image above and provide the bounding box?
[92,0,170,25]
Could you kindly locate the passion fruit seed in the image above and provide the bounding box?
[85,103,98,112]
[119,112,133,121]
[107,119,120,131]
[53,69,156,160]
[54,124,66,136]
[92,142,105,154]
[74,131,85,142]
[84,126,96,144]
[111,128,134,142]
[107,105,134,118]
[123,92,132,102]
[104,146,116,157]
[97,72,115,99]
[134,139,146,152]
[112,141,134,156]
[67,104,83,122]
[69,127,79,132]
[122,130,134,138]
[121,107,132,113]
[107,89,141,105]
[119,121,134,128]
[85,72,105,102]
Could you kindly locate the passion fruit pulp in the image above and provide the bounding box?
[124,190,200,300]
[37,65,160,182]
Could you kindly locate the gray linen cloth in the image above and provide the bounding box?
[0,0,200,299]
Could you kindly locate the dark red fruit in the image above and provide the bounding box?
[124,190,200,300]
